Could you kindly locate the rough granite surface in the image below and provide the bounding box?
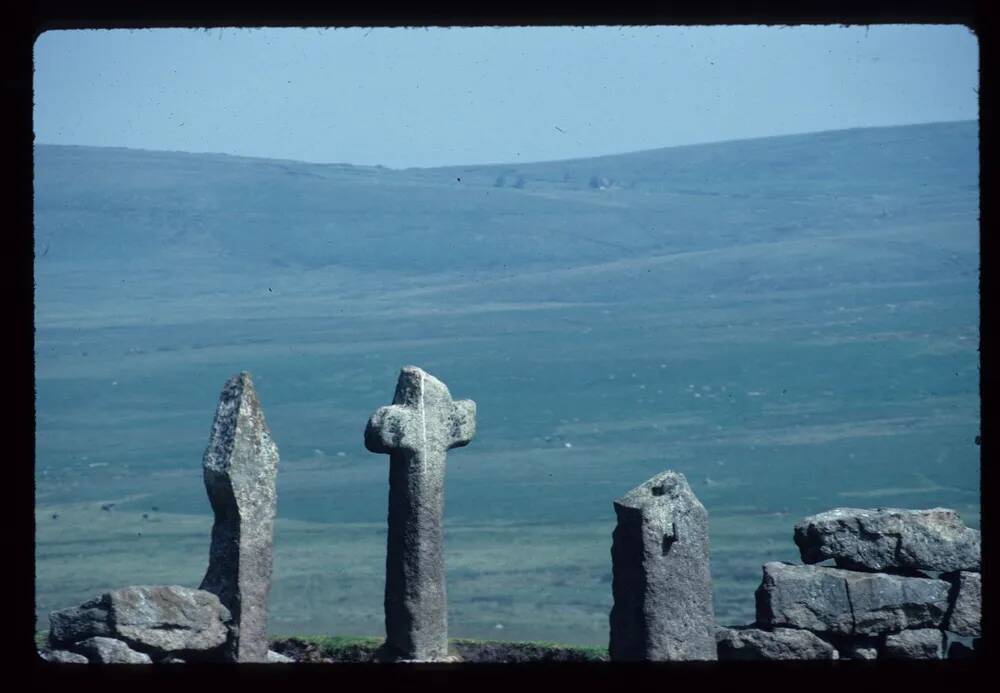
[71,637,153,664]
[49,586,232,659]
[794,507,980,573]
[755,562,950,635]
[200,372,280,663]
[609,470,716,661]
[716,626,837,660]
[49,595,115,646]
[944,571,981,637]
[882,629,945,660]
[364,366,476,662]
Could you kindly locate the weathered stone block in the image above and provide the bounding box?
[105,585,233,658]
[49,596,114,647]
[794,507,980,573]
[716,626,837,660]
[882,629,945,660]
[71,637,153,664]
[755,562,949,635]
[48,585,233,659]
[846,570,950,635]
[944,571,981,637]
[609,471,716,661]
[755,562,853,634]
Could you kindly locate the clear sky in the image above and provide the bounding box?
[33,25,978,169]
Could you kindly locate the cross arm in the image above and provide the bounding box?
[446,399,477,450]
[364,404,413,454]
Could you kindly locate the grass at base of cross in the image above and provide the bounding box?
[268,634,609,662]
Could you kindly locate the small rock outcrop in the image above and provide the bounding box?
[793,508,980,573]
[609,470,716,661]
[48,586,233,662]
[718,506,980,660]
[716,626,837,660]
[49,597,115,645]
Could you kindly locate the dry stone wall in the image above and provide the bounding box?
[717,507,981,660]
[35,366,982,665]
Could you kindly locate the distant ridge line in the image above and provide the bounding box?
[34,119,976,172]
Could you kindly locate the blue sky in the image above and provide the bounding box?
[33,25,978,169]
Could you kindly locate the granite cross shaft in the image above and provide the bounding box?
[364,366,476,661]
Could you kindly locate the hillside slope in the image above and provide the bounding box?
[33,121,980,643]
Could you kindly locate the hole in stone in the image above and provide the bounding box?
[662,533,676,556]
[651,485,666,496]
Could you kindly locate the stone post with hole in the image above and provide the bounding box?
[200,371,280,663]
[609,470,717,660]
[364,366,477,662]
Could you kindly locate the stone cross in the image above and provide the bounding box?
[200,372,280,663]
[609,470,717,661]
[364,366,476,661]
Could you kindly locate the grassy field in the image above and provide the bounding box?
[34,121,980,647]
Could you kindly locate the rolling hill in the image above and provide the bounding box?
[33,120,980,644]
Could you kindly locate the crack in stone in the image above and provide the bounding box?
[843,576,857,634]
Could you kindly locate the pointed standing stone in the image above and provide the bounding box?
[609,470,717,661]
[364,366,476,661]
[200,372,280,663]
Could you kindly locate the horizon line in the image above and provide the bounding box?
[34,117,977,172]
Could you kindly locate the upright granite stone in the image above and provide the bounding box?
[609,471,716,661]
[364,366,477,661]
[794,508,981,573]
[755,562,950,635]
[200,372,280,663]
[944,571,981,637]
